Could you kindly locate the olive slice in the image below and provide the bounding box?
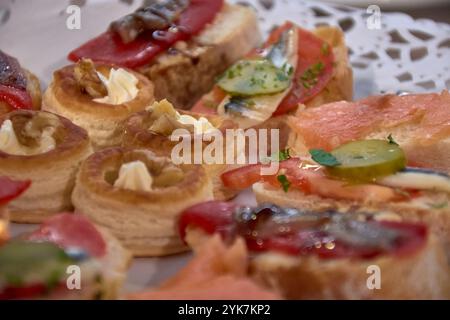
[327,140,407,182]
[217,59,291,97]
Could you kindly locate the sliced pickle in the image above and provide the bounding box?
[327,140,406,182]
[217,59,291,97]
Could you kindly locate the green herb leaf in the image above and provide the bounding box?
[277,174,291,192]
[427,201,448,209]
[300,62,325,89]
[309,149,341,167]
[278,149,291,161]
[321,43,330,56]
[387,134,399,146]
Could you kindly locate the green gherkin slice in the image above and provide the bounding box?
[327,140,407,182]
[217,59,291,97]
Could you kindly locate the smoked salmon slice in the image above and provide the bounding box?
[128,235,280,300]
[289,91,450,151]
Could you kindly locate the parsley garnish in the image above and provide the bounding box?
[387,134,399,146]
[309,149,341,167]
[277,174,291,192]
[300,62,325,89]
[278,149,291,161]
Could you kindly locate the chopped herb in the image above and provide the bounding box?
[288,65,294,76]
[387,134,399,146]
[277,148,291,161]
[321,42,330,56]
[428,201,448,209]
[300,62,325,89]
[309,149,341,167]
[277,174,291,192]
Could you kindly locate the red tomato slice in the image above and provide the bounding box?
[0,177,31,206]
[68,0,224,68]
[220,164,264,190]
[178,201,236,242]
[273,23,334,116]
[220,158,312,192]
[0,84,33,110]
[27,213,107,258]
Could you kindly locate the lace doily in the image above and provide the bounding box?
[231,0,450,98]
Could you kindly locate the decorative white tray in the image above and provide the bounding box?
[1,0,449,294]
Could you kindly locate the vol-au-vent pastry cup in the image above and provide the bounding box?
[72,147,213,257]
[122,100,238,200]
[0,110,92,223]
[43,62,154,150]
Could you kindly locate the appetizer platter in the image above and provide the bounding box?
[0,0,449,300]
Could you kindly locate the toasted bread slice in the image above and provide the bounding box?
[288,91,450,173]
[96,226,132,299]
[253,182,450,257]
[138,4,261,109]
[185,212,450,300]
[250,236,450,299]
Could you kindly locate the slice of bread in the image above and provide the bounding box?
[138,4,261,109]
[95,226,132,299]
[252,182,450,258]
[288,91,450,173]
[250,235,450,299]
[185,225,450,299]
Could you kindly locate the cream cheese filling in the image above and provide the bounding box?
[114,160,153,192]
[148,99,216,134]
[94,68,139,105]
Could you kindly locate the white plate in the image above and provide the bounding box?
[2,0,450,295]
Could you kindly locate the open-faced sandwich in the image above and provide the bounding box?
[220,140,450,249]
[180,201,450,299]
[0,50,41,116]
[288,91,450,173]
[43,58,154,150]
[0,110,92,223]
[68,0,261,109]
[72,147,213,256]
[128,234,281,300]
[191,21,352,149]
[0,213,131,300]
[0,177,30,245]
